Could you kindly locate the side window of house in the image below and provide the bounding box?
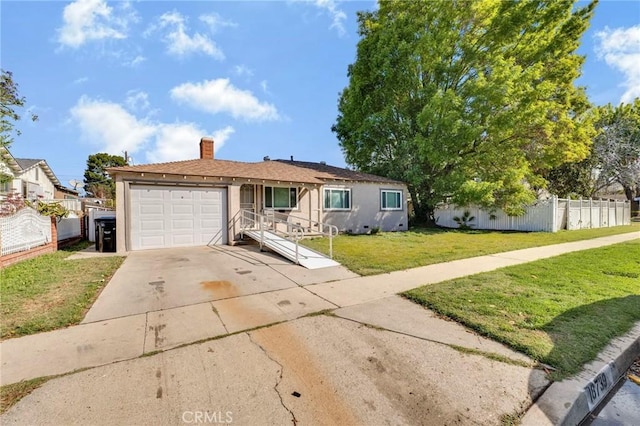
[35,168,39,180]
[381,190,402,210]
[324,188,351,210]
[264,186,298,209]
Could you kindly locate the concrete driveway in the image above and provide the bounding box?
[4,233,639,425]
[3,313,548,425]
[83,245,357,323]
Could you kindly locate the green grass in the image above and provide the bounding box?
[302,223,639,275]
[0,241,124,339]
[403,240,640,380]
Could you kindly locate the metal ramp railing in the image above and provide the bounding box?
[239,209,339,269]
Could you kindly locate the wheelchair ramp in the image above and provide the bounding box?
[243,230,340,269]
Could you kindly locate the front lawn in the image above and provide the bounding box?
[302,223,639,275]
[0,242,124,339]
[403,240,640,380]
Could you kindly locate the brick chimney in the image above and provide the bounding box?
[200,137,214,159]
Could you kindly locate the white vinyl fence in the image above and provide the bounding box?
[0,208,52,256]
[435,197,631,233]
[561,198,631,230]
[57,212,82,241]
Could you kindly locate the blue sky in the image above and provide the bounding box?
[2,0,639,190]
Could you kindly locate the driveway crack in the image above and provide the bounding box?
[247,333,297,425]
[210,303,229,334]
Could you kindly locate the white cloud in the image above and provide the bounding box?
[150,10,224,59]
[70,96,156,154]
[70,96,233,163]
[212,126,235,147]
[125,90,150,111]
[260,80,270,94]
[200,13,237,31]
[73,77,89,85]
[595,25,640,104]
[57,0,137,48]
[313,0,346,36]
[234,65,254,78]
[148,124,235,163]
[124,55,146,67]
[170,79,280,121]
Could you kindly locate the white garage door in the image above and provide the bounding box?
[130,185,227,250]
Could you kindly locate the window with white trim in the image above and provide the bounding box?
[264,186,298,209]
[324,188,351,210]
[381,190,402,210]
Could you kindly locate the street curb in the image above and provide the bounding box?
[521,322,640,426]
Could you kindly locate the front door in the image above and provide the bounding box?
[240,184,255,212]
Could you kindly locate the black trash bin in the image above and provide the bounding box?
[95,217,116,252]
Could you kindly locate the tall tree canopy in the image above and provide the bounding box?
[1,69,38,148]
[333,0,596,221]
[592,100,640,202]
[84,153,126,199]
[547,99,640,200]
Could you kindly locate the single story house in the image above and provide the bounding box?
[107,138,408,253]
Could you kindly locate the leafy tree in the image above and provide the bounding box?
[1,69,38,148]
[333,0,596,222]
[84,153,126,199]
[592,100,640,202]
[546,156,597,198]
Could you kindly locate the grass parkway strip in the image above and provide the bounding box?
[0,242,125,340]
[403,240,640,380]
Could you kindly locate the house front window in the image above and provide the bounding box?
[381,190,402,210]
[324,188,351,210]
[264,186,298,209]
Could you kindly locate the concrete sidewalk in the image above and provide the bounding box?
[1,232,637,387]
[306,232,640,307]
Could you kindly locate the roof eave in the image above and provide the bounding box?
[0,146,23,174]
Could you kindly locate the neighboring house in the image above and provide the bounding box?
[0,145,74,201]
[54,185,79,199]
[0,146,22,199]
[108,138,408,252]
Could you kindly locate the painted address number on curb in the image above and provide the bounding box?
[584,362,614,411]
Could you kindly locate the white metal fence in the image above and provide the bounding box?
[0,208,52,256]
[435,197,631,232]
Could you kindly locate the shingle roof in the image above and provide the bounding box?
[274,160,399,183]
[107,158,402,184]
[15,158,42,170]
[13,157,61,186]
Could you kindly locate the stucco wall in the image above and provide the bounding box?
[321,182,408,234]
